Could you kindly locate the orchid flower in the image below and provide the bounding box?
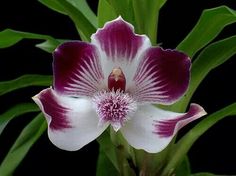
[33,17,206,153]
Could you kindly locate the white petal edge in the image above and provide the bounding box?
[33,88,108,151]
[120,104,206,153]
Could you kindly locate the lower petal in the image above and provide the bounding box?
[33,88,108,151]
[121,104,206,153]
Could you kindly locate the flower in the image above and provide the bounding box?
[33,17,206,153]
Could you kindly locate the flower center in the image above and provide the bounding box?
[108,67,126,92]
[93,91,137,131]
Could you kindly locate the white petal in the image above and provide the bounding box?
[33,88,108,151]
[120,104,206,153]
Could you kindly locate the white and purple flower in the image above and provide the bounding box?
[33,17,206,153]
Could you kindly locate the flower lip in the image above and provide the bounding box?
[108,67,126,92]
[93,90,137,132]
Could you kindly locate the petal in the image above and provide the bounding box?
[33,88,108,151]
[130,48,191,104]
[121,104,206,153]
[91,17,151,86]
[53,41,105,97]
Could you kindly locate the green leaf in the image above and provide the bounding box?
[109,0,136,27]
[97,0,118,27]
[175,155,191,176]
[172,35,236,112]
[0,29,60,49]
[67,0,97,27]
[36,39,64,53]
[39,0,97,41]
[132,0,167,44]
[55,0,97,41]
[191,173,215,176]
[0,74,52,96]
[161,103,236,175]
[0,113,46,175]
[0,103,39,135]
[177,6,236,57]
[38,0,66,14]
[96,150,119,176]
[38,0,97,28]
[96,130,120,172]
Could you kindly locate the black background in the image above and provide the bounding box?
[0,0,236,175]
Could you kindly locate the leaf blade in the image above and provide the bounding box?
[175,155,191,176]
[0,103,39,135]
[67,0,97,27]
[0,113,46,175]
[0,74,52,96]
[0,29,60,49]
[96,150,119,176]
[97,0,117,27]
[177,6,236,57]
[96,130,120,172]
[55,0,97,41]
[132,0,166,44]
[38,0,97,28]
[191,173,215,176]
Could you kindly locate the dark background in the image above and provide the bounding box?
[0,0,236,175]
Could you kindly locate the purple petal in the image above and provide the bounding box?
[53,41,104,97]
[91,16,150,62]
[33,88,108,151]
[154,104,206,137]
[121,104,206,153]
[131,47,191,104]
[33,88,71,130]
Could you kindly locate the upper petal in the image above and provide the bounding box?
[53,41,105,97]
[130,48,191,104]
[121,104,206,153]
[33,88,108,151]
[91,17,151,86]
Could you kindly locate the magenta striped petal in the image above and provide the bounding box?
[131,47,191,104]
[154,104,206,137]
[121,103,206,153]
[91,17,150,63]
[33,88,108,151]
[53,41,104,97]
[33,88,72,130]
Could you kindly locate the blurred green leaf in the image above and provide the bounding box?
[132,0,167,44]
[162,103,236,175]
[97,130,120,172]
[97,0,117,27]
[39,0,97,28]
[0,74,52,96]
[38,0,65,14]
[175,155,191,176]
[0,103,39,135]
[36,39,64,53]
[55,0,97,41]
[67,0,97,27]
[0,29,60,49]
[191,173,215,176]
[96,149,119,176]
[0,113,46,175]
[177,6,236,57]
[172,35,236,112]
[109,0,136,27]
[39,0,97,41]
